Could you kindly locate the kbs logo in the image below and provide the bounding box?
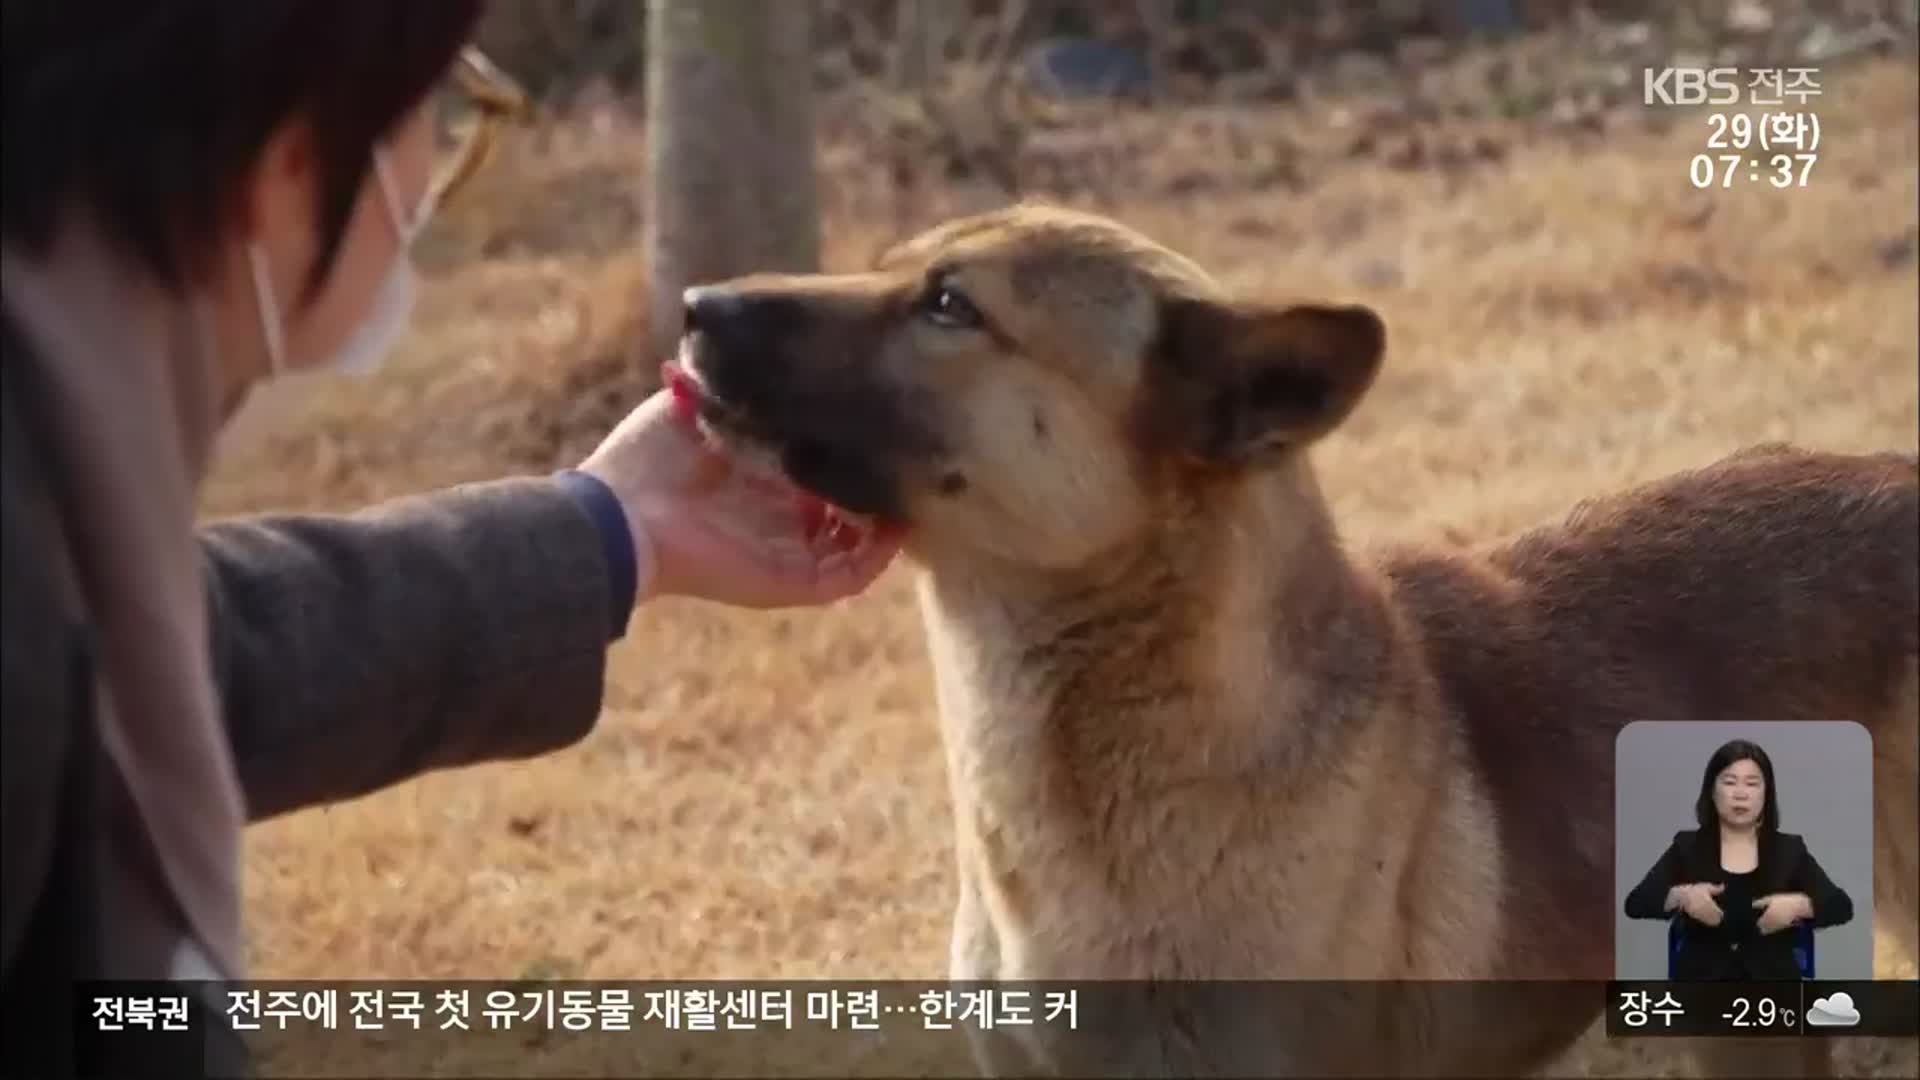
[1643,68,1741,106]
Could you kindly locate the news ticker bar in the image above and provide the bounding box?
[64,979,1917,1079]
[1605,979,1917,1039]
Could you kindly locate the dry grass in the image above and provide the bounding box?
[203,54,1919,1078]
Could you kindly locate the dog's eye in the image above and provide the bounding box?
[923,281,984,330]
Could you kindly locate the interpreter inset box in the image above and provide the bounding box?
[1614,721,1872,983]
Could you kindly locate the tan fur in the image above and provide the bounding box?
[677,204,1920,1078]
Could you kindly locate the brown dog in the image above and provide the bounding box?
[668,203,1919,1078]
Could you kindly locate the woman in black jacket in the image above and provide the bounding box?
[1623,738,1854,980]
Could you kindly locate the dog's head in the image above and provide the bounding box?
[670,204,1385,569]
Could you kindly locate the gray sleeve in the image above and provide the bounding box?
[198,476,614,821]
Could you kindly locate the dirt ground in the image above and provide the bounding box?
[203,48,1918,1079]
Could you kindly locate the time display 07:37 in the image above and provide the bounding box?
[1689,111,1820,188]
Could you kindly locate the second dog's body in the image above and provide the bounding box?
[672,204,1919,1078]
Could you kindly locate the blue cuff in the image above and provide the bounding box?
[553,469,638,641]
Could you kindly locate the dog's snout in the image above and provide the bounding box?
[682,286,742,337]
[681,285,805,345]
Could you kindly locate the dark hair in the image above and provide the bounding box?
[3,1,485,302]
[1694,738,1780,834]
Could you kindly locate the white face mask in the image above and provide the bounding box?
[217,147,432,454]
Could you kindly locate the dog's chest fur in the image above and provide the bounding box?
[912,563,1506,984]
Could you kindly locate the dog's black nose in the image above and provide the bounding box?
[681,285,804,346]
[682,285,744,336]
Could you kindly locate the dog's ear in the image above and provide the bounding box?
[1140,295,1386,465]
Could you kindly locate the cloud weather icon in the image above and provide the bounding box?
[1807,993,1860,1028]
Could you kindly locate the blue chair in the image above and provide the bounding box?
[1667,916,1813,978]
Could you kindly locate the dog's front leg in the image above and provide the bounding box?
[950,866,999,983]
[951,869,1043,1078]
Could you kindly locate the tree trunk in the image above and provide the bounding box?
[642,0,820,371]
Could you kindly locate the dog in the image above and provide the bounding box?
[666,203,1919,1078]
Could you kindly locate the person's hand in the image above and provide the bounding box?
[1753,892,1811,934]
[579,387,903,608]
[1667,882,1725,926]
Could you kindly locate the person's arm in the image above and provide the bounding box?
[200,471,639,822]
[1786,838,1854,928]
[1623,832,1688,919]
